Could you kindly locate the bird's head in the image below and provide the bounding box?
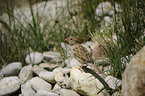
[65,36,81,45]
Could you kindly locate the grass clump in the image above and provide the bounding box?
[94,0,144,79]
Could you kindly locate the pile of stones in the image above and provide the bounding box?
[0,42,121,96]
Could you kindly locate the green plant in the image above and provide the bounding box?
[93,0,144,80]
[0,0,48,67]
[0,0,98,67]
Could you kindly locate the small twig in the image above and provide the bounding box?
[82,66,116,95]
[97,87,105,94]
[88,29,95,38]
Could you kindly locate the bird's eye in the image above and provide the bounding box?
[70,38,72,40]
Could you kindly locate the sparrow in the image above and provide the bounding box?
[65,36,101,73]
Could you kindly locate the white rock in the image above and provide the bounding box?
[1,62,22,76]
[108,10,114,15]
[61,42,73,57]
[25,52,43,64]
[39,71,55,83]
[43,51,61,62]
[96,1,112,16]
[114,4,122,12]
[53,83,61,91]
[36,90,59,96]
[104,16,112,23]
[52,84,62,95]
[65,57,81,68]
[105,76,121,89]
[30,77,52,92]
[102,16,113,27]
[122,46,145,96]
[49,58,63,64]
[53,67,71,74]
[32,66,48,75]
[0,76,20,96]
[19,65,33,84]
[70,66,109,96]
[55,69,70,88]
[55,69,66,87]
[39,63,59,70]
[60,89,80,96]
[21,81,36,96]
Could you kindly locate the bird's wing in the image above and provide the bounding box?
[72,44,94,64]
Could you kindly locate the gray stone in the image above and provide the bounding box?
[104,16,112,23]
[25,52,43,64]
[43,51,62,63]
[102,16,113,27]
[36,90,59,96]
[30,77,52,92]
[1,62,22,76]
[0,76,20,96]
[39,71,55,83]
[114,4,122,12]
[108,10,114,15]
[65,57,81,68]
[21,80,36,96]
[19,65,33,84]
[122,46,145,96]
[96,1,112,16]
[39,63,59,70]
[32,66,48,75]
[60,89,80,96]
[61,42,73,57]
[48,59,63,64]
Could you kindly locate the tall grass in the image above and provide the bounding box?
[0,0,97,67]
[0,0,47,67]
[94,0,145,79]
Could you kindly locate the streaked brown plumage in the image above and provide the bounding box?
[72,44,94,64]
[65,36,101,73]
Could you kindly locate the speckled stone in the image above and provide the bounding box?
[122,46,145,96]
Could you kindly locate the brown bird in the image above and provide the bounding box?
[65,36,101,73]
